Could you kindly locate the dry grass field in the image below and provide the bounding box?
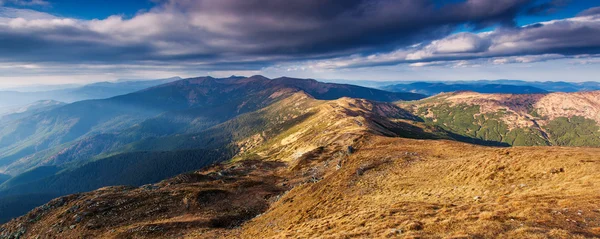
[242,136,600,238]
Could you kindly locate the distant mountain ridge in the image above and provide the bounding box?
[0,77,182,113]
[323,79,600,93]
[382,80,600,95]
[0,100,65,124]
[383,82,549,95]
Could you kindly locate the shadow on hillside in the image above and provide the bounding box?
[445,131,511,147]
[373,119,511,147]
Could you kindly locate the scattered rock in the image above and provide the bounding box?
[141,185,159,191]
[74,215,82,223]
[388,228,403,236]
[550,168,565,174]
[347,146,354,155]
[406,221,424,231]
[67,205,79,213]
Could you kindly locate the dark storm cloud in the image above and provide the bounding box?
[0,0,598,71]
[526,0,567,15]
[0,0,547,66]
[295,7,600,69]
[167,0,530,55]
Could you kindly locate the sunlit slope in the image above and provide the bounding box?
[399,91,600,146]
[243,136,600,238]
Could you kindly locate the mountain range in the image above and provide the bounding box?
[0,76,424,223]
[312,79,600,94]
[0,77,181,114]
[0,76,599,238]
[382,82,549,95]
[381,80,600,96]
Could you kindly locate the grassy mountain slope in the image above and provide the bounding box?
[0,77,288,174]
[399,91,600,146]
[3,129,599,238]
[0,93,316,194]
[0,148,230,223]
[0,91,423,194]
[0,92,315,223]
[0,76,424,175]
[243,136,600,238]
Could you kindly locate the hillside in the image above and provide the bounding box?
[399,91,600,146]
[3,132,599,238]
[0,76,423,175]
[0,100,65,125]
[0,93,318,197]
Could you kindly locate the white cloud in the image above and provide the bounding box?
[287,12,600,70]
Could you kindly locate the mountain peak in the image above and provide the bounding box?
[247,75,270,81]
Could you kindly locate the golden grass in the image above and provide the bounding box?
[241,136,600,239]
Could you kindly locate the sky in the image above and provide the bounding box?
[0,0,599,87]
